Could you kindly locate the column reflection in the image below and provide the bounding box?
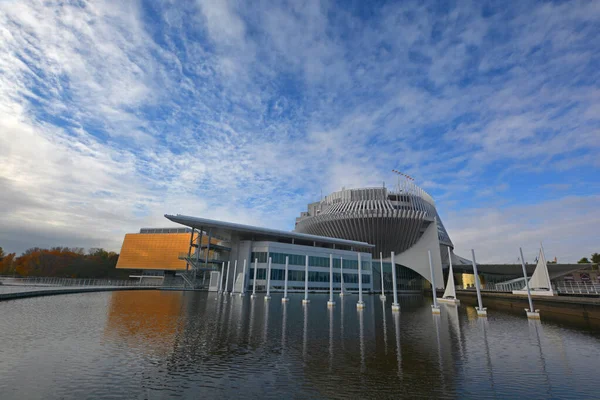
[393,310,402,378]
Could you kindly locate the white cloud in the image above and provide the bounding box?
[0,0,598,263]
[446,195,600,264]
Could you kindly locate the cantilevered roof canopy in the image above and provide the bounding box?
[164,214,375,250]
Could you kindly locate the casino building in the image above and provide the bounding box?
[117,180,460,292]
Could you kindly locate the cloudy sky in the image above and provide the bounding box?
[1,0,599,263]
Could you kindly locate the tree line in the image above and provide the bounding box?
[578,253,600,264]
[0,247,129,279]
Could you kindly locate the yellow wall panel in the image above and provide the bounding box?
[116,233,190,271]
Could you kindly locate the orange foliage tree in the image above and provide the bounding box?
[1,246,125,278]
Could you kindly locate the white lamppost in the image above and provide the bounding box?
[282,256,289,303]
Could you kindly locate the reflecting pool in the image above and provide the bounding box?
[1,291,599,399]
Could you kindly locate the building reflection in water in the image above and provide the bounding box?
[329,307,334,372]
[248,298,256,342]
[302,304,308,362]
[529,319,550,389]
[433,314,446,392]
[479,317,496,397]
[263,301,270,345]
[393,310,402,378]
[104,290,184,355]
[382,300,388,355]
[359,308,365,373]
[281,302,287,354]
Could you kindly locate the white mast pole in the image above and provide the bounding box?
[327,254,335,307]
[219,262,225,293]
[357,253,365,309]
[339,256,345,296]
[520,247,540,319]
[391,251,400,312]
[224,261,231,295]
[471,249,486,316]
[302,255,310,305]
[379,252,386,301]
[230,260,238,296]
[429,249,440,314]
[239,259,247,296]
[282,256,289,303]
[265,257,272,300]
[251,258,258,299]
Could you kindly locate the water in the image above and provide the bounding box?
[1,291,599,399]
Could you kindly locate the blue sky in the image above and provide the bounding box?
[1,0,599,262]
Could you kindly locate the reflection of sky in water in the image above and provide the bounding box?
[0,291,599,399]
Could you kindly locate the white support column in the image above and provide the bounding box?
[302,255,310,305]
[327,254,335,307]
[391,252,400,312]
[471,249,486,316]
[339,256,345,297]
[265,257,272,301]
[219,262,225,294]
[357,253,365,309]
[282,256,289,303]
[224,261,231,295]
[520,247,539,319]
[428,249,440,314]
[230,260,238,296]
[251,258,258,299]
[379,252,386,301]
[239,259,247,297]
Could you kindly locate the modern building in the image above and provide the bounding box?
[294,184,459,290]
[115,227,219,284]
[163,214,374,293]
[116,180,591,294]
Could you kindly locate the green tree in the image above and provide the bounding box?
[591,253,600,264]
[578,257,590,264]
[0,246,5,260]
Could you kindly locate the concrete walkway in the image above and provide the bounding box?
[0,286,158,301]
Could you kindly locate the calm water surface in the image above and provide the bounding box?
[1,291,599,399]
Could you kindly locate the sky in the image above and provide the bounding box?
[1,0,599,263]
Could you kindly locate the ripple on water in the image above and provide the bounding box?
[0,291,599,399]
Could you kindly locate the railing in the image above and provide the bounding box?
[457,282,600,296]
[554,281,600,295]
[0,276,165,288]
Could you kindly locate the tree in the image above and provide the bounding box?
[591,253,600,264]
[0,246,5,260]
[578,257,590,264]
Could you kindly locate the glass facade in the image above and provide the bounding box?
[251,252,370,270]
[249,268,370,284]
[372,262,424,291]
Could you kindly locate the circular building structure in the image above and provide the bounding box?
[295,183,454,289]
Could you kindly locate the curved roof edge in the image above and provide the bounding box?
[164,214,375,249]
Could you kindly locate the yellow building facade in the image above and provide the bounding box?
[116,229,218,271]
